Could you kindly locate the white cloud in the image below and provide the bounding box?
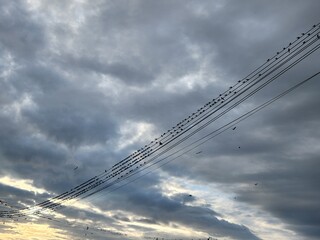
[0,176,49,195]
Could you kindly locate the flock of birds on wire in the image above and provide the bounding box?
[0,23,320,239]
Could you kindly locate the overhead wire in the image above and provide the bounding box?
[38,42,319,213]
[1,24,319,219]
[3,38,320,221]
[2,24,319,219]
[24,30,320,216]
[38,26,320,210]
[78,71,320,203]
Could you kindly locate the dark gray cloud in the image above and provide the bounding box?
[60,55,155,86]
[0,0,45,60]
[0,0,319,240]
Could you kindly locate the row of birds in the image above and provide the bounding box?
[72,24,320,174]
[4,22,316,225]
[64,25,320,211]
[72,126,239,171]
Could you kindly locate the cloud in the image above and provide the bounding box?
[89,174,260,240]
[0,0,319,239]
[0,0,46,60]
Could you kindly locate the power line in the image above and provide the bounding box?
[1,23,319,219]
[78,71,320,203]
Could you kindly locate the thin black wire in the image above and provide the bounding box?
[1,24,319,219]
[42,44,320,211]
[35,29,320,210]
[45,41,320,210]
[3,34,320,219]
[52,29,320,201]
[84,71,320,203]
[63,24,320,188]
[3,40,318,218]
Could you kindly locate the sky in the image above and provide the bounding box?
[0,0,320,239]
